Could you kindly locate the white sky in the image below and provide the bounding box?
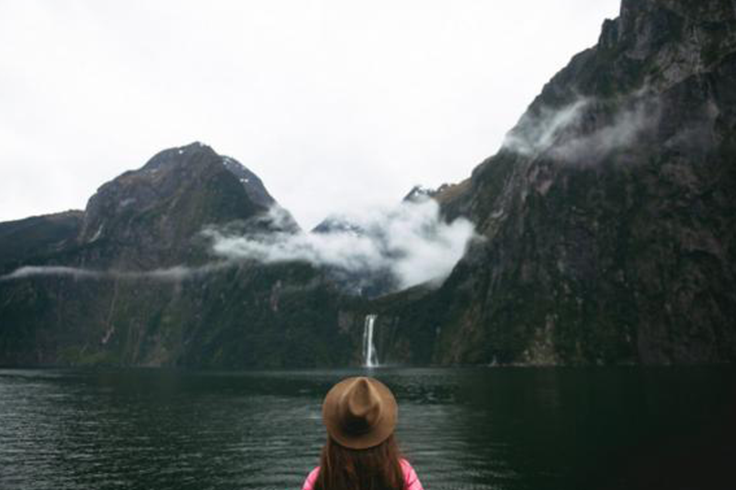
[0,0,620,229]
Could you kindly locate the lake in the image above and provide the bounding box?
[0,367,734,490]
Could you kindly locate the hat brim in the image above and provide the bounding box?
[322,377,398,450]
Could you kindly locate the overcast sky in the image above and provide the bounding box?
[0,0,620,229]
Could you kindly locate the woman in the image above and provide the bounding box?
[302,376,424,490]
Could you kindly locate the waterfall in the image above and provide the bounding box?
[362,314,379,368]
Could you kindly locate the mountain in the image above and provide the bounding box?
[74,141,293,269]
[363,0,736,366]
[1,0,734,368]
[0,143,356,368]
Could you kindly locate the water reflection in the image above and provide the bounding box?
[0,367,734,490]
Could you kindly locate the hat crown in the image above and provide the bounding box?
[322,376,398,449]
[339,378,382,434]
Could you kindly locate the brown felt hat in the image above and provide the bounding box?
[322,376,398,449]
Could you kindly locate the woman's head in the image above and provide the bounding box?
[321,376,398,449]
[315,377,403,490]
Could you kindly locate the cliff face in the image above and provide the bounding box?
[372,0,736,366]
[0,211,83,272]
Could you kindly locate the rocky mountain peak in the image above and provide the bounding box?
[141,141,215,171]
[311,215,365,235]
[76,143,283,267]
[139,142,275,209]
[403,185,436,203]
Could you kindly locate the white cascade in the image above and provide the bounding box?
[362,314,379,368]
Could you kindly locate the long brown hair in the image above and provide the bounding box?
[314,434,405,490]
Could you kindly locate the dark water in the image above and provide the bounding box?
[1,367,734,490]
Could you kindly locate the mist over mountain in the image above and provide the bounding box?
[371,0,736,366]
[1,0,734,368]
[206,199,475,295]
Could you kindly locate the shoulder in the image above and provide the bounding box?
[400,458,416,475]
[302,466,320,490]
[400,459,424,490]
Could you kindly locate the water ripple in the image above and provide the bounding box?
[1,367,734,490]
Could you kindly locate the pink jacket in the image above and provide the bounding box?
[302,458,424,490]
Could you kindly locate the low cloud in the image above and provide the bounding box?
[0,264,223,282]
[502,98,591,156]
[1,200,475,294]
[502,92,661,164]
[206,199,476,292]
[550,99,660,164]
